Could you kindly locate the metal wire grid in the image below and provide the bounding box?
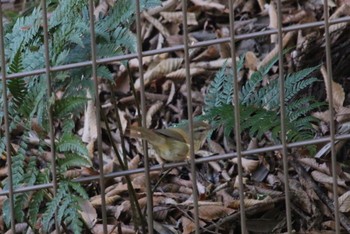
[0,0,349,233]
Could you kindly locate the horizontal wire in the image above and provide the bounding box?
[2,16,350,80]
[0,133,349,196]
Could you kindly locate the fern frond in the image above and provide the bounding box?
[97,66,113,81]
[103,0,135,28]
[3,194,26,227]
[204,51,322,144]
[248,110,280,139]
[256,81,279,110]
[6,7,42,57]
[285,77,318,102]
[52,49,70,66]
[97,43,123,58]
[240,71,263,105]
[54,96,87,118]
[57,196,72,225]
[8,142,27,189]
[58,153,92,171]
[49,0,86,30]
[285,65,319,87]
[67,181,88,199]
[61,118,75,134]
[64,205,84,233]
[24,156,39,186]
[42,180,86,233]
[141,0,161,8]
[42,184,66,231]
[204,57,244,112]
[28,190,45,226]
[112,27,136,53]
[7,47,27,107]
[252,67,318,111]
[287,98,325,121]
[8,45,24,73]
[204,61,227,110]
[18,79,46,119]
[56,134,89,159]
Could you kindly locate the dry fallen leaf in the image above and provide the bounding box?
[268,2,278,43]
[336,106,350,123]
[92,224,135,234]
[339,190,350,212]
[298,158,332,175]
[162,80,176,105]
[146,101,163,128]
[134,58,183,90]
[90,194,121,207]
[245,51,258,74]
[232,157,260,173]
[78,199,97,229]
[311,170,347,187]
[192,58,234,69]
[143,11,170,37]
[160,11,198,25]
[320,65,345,111]
[182,216,206,234]
[165,67,206,79]
[196,205,234,221]
[228,196,272,209]
[190,0,226,11]
[82,89,97,143]
[312,110,331,123]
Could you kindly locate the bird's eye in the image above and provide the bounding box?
[196,127,208,132]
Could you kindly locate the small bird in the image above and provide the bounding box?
[127,121,210,162]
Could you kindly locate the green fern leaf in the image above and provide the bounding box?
[8,143,27,189]
[7,48,27,107]
[285,77,318,102]
[97,65,113,81]
[287,98,325,121]
[204,58,244,111]
[56,134,89,159]
[54,96,87,118]
[64,206,84,233]
[240,71,263,105]
[8,45,24,73]
[58,153,92,170]
[28,190,45,226]
[61,118,76,134]
[67,181,88,199]
[42,183,66,231]
[57,196,73,225]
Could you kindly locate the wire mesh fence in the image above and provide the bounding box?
[0,0,350,233]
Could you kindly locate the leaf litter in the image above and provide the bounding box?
[3,0,350,233]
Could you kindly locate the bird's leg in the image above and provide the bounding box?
[185,158,192,167]
[160,161,166,175]
[155,154,167,174]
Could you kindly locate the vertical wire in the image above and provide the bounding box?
[135,1,154,233]
[41,0,59,232]
[276,1,292,232]
[0,3,16,233]
[181,0,200,233]
[228,1,246,233]
[88,1,108,233]
[323,1,340,233]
